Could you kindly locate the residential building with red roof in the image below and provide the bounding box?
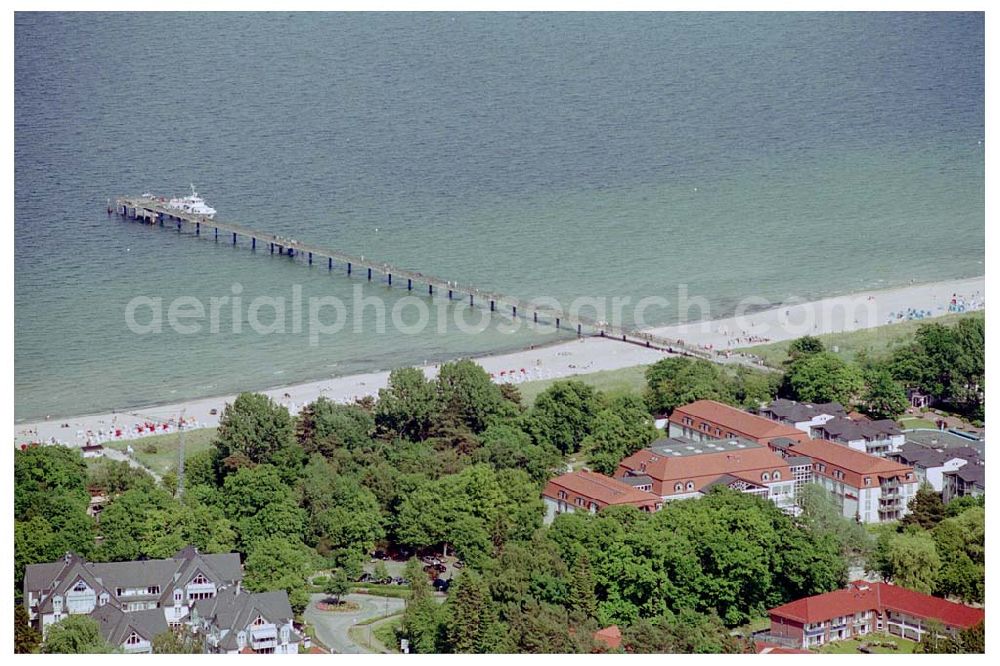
[616,436,798,514]
[782,438,918,523]
[767,581,984,649]
[668,400,811,446]
[541,470,662,524]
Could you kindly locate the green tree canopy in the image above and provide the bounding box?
[527,380,600,455]
[15,604,42,653]
[296,397,375,456]
[42,615,115,654]
[859,368,909,420]
[375,367,439,441]
[900,485,946,531]
[583,394,658,475]
[786,351,864,405]
[436,359,507,434]
[787,336,826,359]
[243,537,313,600]
[152,626,205,654]
[215,392,301,473]
[644,357,733,415]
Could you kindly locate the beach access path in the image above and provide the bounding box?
[13,275,984,449]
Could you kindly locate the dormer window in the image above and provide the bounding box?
[72,581,88,593]
[99,593,109,607]
[772,471,781,481]
[674,482,683,492]
[191,574,209,586]
[125,632,142,646]
[762,472,770,481]
[685,481,694,491]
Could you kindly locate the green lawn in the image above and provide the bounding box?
[373,616,402,653]
[738,311,983,368]
[813,633,916,654]
[899,416,938,430]
[106,427,217,476]
[517,364,650,406]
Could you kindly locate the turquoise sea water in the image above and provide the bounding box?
[14,12,984,420]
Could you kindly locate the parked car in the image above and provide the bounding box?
[357,573,374,583]
[453,560,465,569]
[432,578,451,592]
[434,563,447,573]
[392,577,410,586]
[371,549,389,561]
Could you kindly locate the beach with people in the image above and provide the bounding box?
[12,275,984,449]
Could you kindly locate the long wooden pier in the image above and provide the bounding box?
[112,195,721,361]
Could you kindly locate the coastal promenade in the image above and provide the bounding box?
[113,195,716,361]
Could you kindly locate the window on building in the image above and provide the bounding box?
[125,632,142,646]
[773,471,781,480]
[864,477,872,486]
[762,472,770,481]
[557,490,567,500]
[575,497,585,507]
[146,586,160,595]
[72,581,88,593]
[191,574,209,586]
[674,482,683,492]
[701,423,710,432]
[685,481,694,491]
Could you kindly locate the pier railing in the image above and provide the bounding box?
[113,195,724,362]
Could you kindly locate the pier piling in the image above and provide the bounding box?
[111,193,720,363]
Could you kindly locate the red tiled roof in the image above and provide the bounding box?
[670,400,808,442]
[618,446,791,495]
[239,647,255,654]
[769,581,984,629]
[790,439,912,476]
[594,625,622,649]
[542,470,661,508]
[307,646,328,654]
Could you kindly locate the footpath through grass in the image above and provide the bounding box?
[106,427,217,476]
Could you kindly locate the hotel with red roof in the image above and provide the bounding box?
[615,436,799,514]
[781,438,918,523]
[541,470,662,524]
[767,581,984,648]
[668,400,811,445]
[661,399,917,523]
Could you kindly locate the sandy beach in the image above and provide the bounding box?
[13,276,984,449]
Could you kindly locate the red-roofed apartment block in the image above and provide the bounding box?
[668,400,811,445]
[784,439,918,523]
[616,438,798,514]
[542,470,662,524]
[767,581,984,649]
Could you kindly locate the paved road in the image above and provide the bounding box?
[303,593,405,654]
